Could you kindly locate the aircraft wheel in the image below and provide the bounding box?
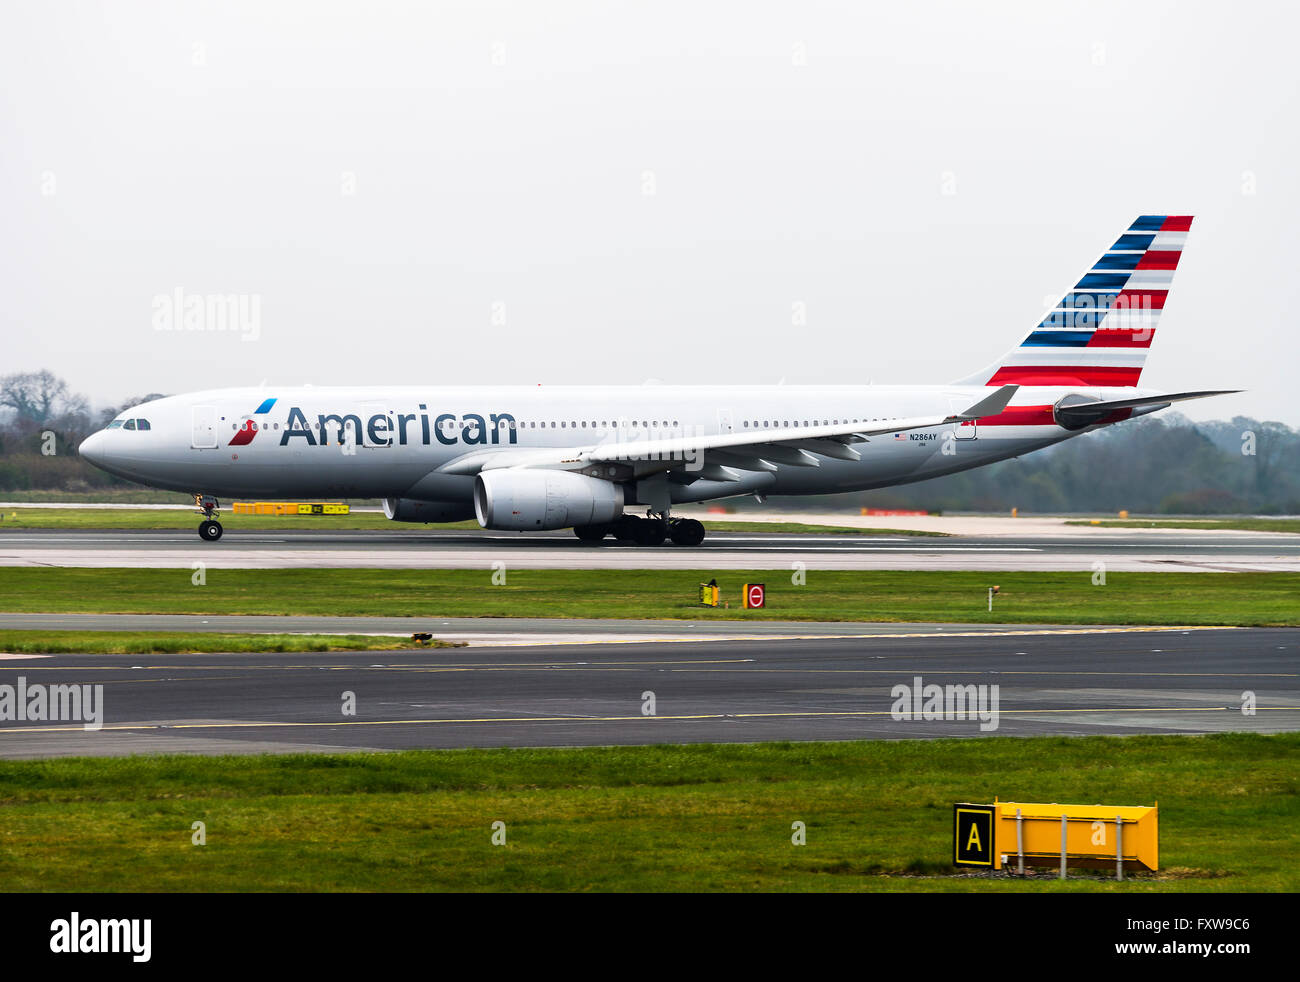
[669,518,705,546]
[574,524,609,542]
[611,516,641,541]
[199,520,223,541]
[636,520,668,546]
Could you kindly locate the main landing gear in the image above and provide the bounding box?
[195,494,223,541]
[573,512,706,546]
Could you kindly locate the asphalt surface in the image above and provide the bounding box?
[0,612,1240,646]
[2,527,1299,571]
[2,626,1295,758]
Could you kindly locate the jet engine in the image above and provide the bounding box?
[382,498,476,523]
[473,470,624,531]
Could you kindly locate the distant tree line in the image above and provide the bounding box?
[2,370,1296,512]
[789,413,1300,515]
[0,370,165,492]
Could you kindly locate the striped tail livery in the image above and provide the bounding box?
[970,215,1193,389]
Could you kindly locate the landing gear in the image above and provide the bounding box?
[635,519,667,546]
[669,518,706,546]
[194,494,223,541]
[599,513,706,546]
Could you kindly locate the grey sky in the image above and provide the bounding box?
[3,1,1295,423]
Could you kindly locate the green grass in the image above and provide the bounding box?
[1,567,1297,626]
[0,631,458,654]
[1067,518,1300,534]
[0,734,1294,891]
[0,507,455,531]
[0,489,208,504]
[0,507,940,535]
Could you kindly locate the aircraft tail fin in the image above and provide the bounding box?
[955,215,1193,388]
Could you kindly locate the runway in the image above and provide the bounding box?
[0,612,1228,646]
[2,527,1299,571]
[2,625,1295,758]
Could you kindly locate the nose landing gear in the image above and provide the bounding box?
[195,494,223,541]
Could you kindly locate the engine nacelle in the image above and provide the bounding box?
[383,498,476,523]
[1053,393,1113,431]
[474,470,624,531]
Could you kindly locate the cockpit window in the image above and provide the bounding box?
[136,419,151,430]
[123,419,137,431]
[107,419,124,429]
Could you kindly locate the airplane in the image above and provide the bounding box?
[78,215,1236,545]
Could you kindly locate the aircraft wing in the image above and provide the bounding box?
[438,385,1019,476]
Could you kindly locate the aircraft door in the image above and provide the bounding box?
[948,398,978,441]
[192,405,218,449]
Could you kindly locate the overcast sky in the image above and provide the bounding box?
[3,1,1296,423]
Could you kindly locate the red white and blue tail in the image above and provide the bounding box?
[959,216,1192,388]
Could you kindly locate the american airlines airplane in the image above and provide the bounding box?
[79,215,1234,545]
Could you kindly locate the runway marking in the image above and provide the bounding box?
[446,625,1242,646]
[4,658,759,671]
[668,669,1299,677]
[0,624,1245,658]
[4,706,1299,735]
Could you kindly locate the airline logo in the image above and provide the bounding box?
[228,397,277,446]
[988,215,1192,388]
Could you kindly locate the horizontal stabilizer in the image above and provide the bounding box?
[1057,389,1240,416]
[1055,389,1240,429]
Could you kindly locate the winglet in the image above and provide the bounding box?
[951,384,1019,421]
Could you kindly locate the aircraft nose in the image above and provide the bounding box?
[79,431,106,467]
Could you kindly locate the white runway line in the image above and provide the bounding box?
[2,547,1297,572]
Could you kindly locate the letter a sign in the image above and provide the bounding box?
[953,804,996,867]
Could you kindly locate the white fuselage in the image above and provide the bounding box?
[79,383,1146,512]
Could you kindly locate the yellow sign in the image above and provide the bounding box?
[996,801,1158,872]
[699,583,719,607]
[954,804,996,867]
[232,502,350,516]
[953,800,1159,875]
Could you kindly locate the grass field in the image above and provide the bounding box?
[0,734,1293,892]
[0,630,456,654]
[0,507,939,536]
[1067,518,1300,534]
[1,567,1297,626]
